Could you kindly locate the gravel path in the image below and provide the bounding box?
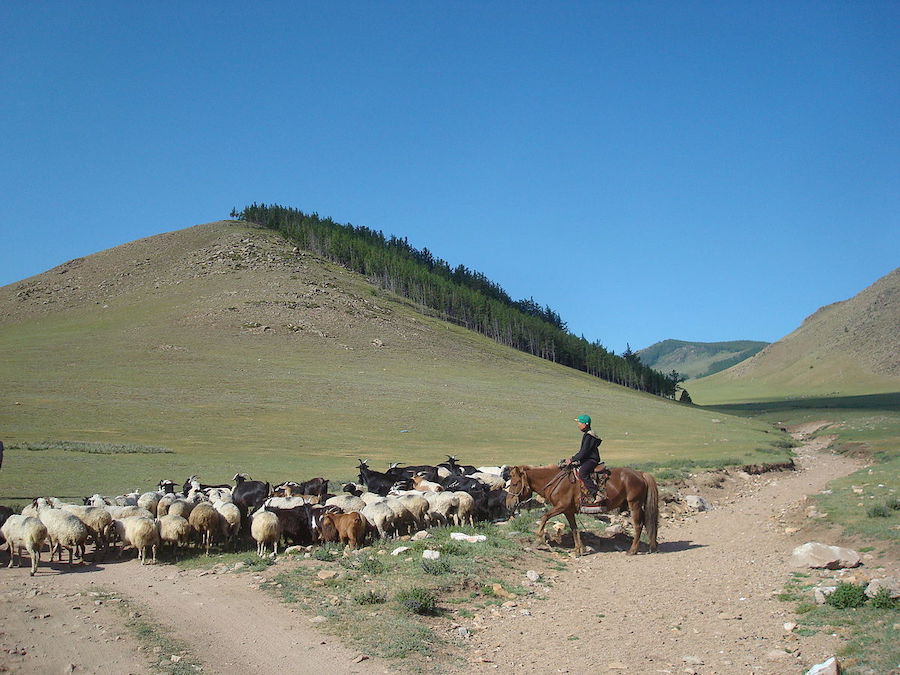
[452,435,868,674]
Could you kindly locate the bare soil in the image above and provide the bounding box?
[449,434,883,674]
[0,433,890,674]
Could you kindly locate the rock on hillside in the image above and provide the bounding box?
[717,267,900,382]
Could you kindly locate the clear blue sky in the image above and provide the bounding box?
[2,3,897,353]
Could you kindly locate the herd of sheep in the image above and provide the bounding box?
[0,456,515,575]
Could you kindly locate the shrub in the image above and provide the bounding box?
[869,587,897,610]
[826,582,867,609]
[360,556,386,575]
[353,590,387,605]
[439,541,467,556]
[422,558,453,575]
[312,545,338,561]
[395,587,437,615]
[867,504,891,518]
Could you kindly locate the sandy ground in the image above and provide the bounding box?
[0,432,887,675]
[450,434,879,674]
[0,550,387,674]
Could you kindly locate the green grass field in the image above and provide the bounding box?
[0,222,788,504]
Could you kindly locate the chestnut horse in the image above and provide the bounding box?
[506,465,658,556]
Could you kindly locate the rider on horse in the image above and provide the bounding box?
[564,414,603,502]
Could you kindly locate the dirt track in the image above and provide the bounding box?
[0,434,882,674]
[451,434,870,674]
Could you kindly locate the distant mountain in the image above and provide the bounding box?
[637,340,769,380]
[691,267,900,403]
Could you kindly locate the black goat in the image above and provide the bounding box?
[232,474,271,517]
[441,473,485,493]
[274,477,330,502]
[437,455,477,476]
[182,474,231,496]
[385,462,439,483]
[357,459,409,496]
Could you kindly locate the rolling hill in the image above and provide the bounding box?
[637,339,769,380]
[0,220,781,499]
[690,267,900,404]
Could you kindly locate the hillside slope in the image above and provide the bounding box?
[0,221,779,496]
[691,267,900,404]
[637,339,768,379]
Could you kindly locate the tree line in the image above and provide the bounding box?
[234,203,682,398]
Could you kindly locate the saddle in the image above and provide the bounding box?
[576,463,611,514]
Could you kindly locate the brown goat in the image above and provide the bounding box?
[319,512,367,550]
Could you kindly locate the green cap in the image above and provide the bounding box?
[575,414,591,425]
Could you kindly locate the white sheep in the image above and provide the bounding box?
[206,487,233,504]
[114,490,140,506]
[470,472,506,490]
[1,515,47,576]
[453,491,476,526]
[213,500,241,549]
[188,503,222,555]
[113,517,159,564]
[59,504,114,558]
[324,494,367,513]
[34,500,89,566]
[166,500,194,519]
[423,491,459,525]
[156,492,179,517]
[253,496,307,514]
[361,501,397,539]
[156,515,191,560]
[359,491,386,506]
[394,493,430,529]
[137,491,161,514]
[104,505,154,520]
[250,510,281,557]
[412,474,444,492]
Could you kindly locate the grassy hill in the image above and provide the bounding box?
[637,339,768,380]
[0,221,786,501]
[690,267,900,405]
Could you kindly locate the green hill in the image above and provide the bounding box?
[691,267,900,405]
[0,220,784,500]
[637,339,769,380]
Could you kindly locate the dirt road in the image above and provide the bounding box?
[453,435,870,674]
[0,434,878,674]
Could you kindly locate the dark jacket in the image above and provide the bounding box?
[571,429,602,464]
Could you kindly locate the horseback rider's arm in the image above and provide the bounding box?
[571,433,598,464]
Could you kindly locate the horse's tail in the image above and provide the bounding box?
[641,472,659,553]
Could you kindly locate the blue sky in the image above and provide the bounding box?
[2,3,897,353]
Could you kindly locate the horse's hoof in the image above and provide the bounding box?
[625,549,637,556]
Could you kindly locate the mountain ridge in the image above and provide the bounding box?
[637,339,769,380]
